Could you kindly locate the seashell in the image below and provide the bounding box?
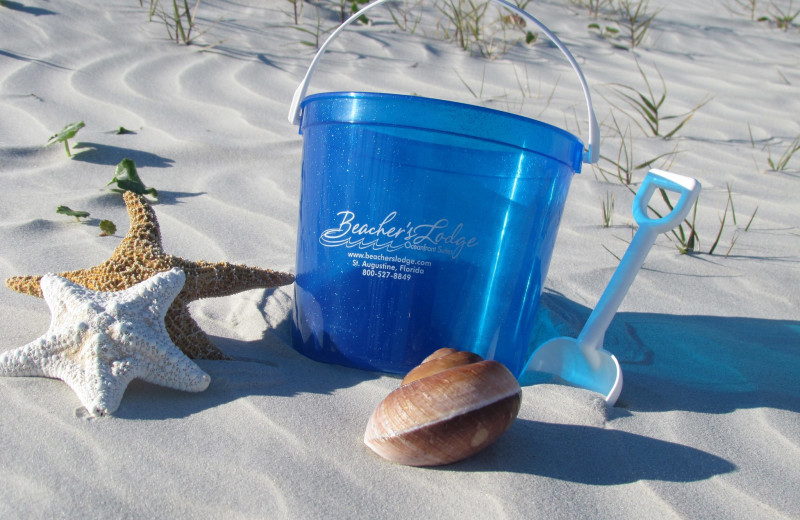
[364,348,522,466]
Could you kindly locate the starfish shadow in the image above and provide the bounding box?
[112,317,381,420]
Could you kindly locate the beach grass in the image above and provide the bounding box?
[759,0,800,30]
[435,0,534,58]
[605,60,712,139]
[594,113,679,185]
[388,0,425,32]
[570,0,614,19]
[601,191,615,227]
[616,0,660,49]
[142,0,220,45]
[766,134,800,170]
[725,0,759,20]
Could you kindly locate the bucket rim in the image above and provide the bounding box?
[300,91,582,143]
[300,91,585,173]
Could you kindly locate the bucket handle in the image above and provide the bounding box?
[288,0,600,164]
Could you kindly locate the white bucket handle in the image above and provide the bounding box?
[288,0,600,164]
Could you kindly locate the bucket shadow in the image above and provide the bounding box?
[532,291,800,415]
[447,418,736,483]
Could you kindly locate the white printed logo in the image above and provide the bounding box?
[319,210,478,259]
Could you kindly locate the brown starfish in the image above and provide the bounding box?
[6,191,295,360]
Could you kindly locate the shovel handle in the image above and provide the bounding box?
[633,169,701,233]
[577,170,701,351]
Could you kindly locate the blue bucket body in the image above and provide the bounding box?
[293,92,582,377]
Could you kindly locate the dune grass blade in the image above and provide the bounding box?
[760,0,800,30]
[571,0,612,18]
[767,135,800,170]
[595,112,679,186]
[745,206,759,231]
[617,0,660,49]
[147,0,217,45]
[601,192,615,227]
[727,184,737,225]
[685,200,699,252]
[725,0,759,20]
[388,0,424,33]
[708,187,737,255]
[608,61,711,139]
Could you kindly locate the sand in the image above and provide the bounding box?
[1,0,798,518]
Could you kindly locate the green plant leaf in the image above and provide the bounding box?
[46,121,85,157]
[99,219,117,236]
[56,205,90,221]
[116,126,135,135]
[47,121,85,146]
[107,158,158,198]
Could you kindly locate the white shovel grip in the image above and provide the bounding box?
[633,169,702,233]
[288,0,600,164]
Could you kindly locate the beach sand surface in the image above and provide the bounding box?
[1,1,798,518]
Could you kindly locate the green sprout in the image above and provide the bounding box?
[46,121,85,157]
[99,219,117,236]
[107,158,158,198]
[56,206,90,222]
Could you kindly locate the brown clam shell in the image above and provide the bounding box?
[364,348,522,466]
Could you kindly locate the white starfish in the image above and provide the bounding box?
[0,268,210,417]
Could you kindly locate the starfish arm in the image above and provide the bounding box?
[5,275,44,297]
[1,269,213,417]
[61,360,144,417]
[165,305,230,360]
[0,338,51,378]
[137,347,211,392]
[6,264,165,296]
[130,267,186,316]
[109,269,210,392]
[121,191,165,253]
[176,259,295,300]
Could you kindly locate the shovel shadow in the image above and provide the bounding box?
[530,291,800,415]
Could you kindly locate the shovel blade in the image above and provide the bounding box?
[519,337,623,405]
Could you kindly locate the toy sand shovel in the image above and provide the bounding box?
[518,169,701,405]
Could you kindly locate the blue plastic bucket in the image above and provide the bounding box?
[288,0,599,377]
